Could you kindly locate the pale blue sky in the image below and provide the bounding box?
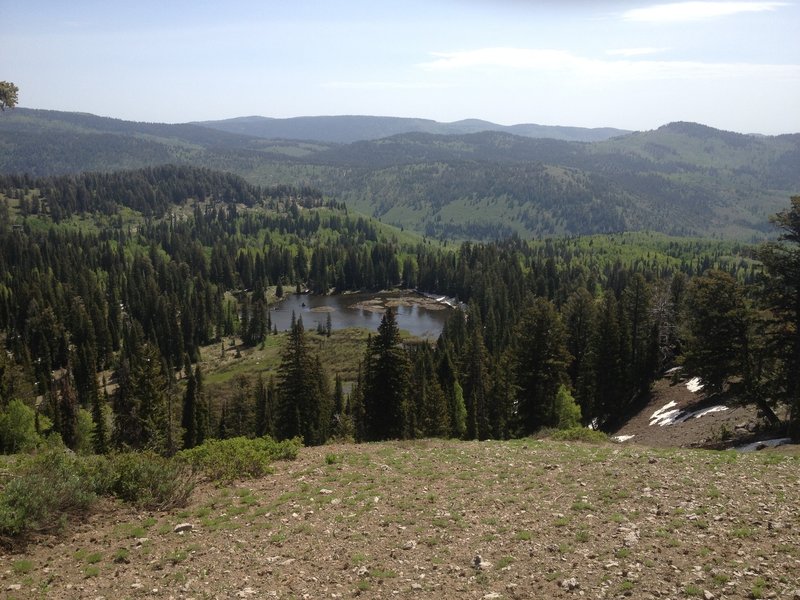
[2,1,798,133]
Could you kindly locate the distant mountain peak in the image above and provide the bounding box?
[658,121,738,137]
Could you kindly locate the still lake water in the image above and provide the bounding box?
[268,293,452,339]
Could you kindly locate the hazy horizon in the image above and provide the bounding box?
[4,1,799,135]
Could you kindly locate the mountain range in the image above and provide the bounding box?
[195,115,629,144]
[1,108,797,240]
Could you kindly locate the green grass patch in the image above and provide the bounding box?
[177,436,301,483]
[12,559,34,574]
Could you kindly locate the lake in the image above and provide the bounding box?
[267,292,454,339]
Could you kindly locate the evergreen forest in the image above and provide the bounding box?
[1,165,798,459]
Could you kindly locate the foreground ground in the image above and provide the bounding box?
[2,438,799,600]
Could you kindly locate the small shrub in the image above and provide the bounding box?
[549,427,609,443]
[751,577,767,598]
[0,399,43,453]
[177,436,301,484]
[685,583,703,596]
[84,565,100,578]
[555,385,582,430]
[0,448,101,540]
[107,452,194,509]
[12,559,34,574]
[731,526,753,539]
[113,548,130,563]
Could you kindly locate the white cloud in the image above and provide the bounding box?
[606,47,669,57]
[622,2,788,23]
[417,47,800,83]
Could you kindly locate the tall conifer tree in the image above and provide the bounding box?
[362,309,411,440]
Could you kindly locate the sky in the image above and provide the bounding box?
[2,0,799,134]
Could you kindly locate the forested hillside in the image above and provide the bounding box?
[2,110,798,240]
[1,166,797,460]
[196,114,629,143]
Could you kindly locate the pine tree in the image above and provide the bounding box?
[255,374,271,437]
[112,323,171,452]
[91,379,109,454]
[621,273,656,396]
[463,324,491,440]
[410,344,450,438]
[682,270,749,395]
[181,363,198,449]
[563,288,598,419]
[57,373,79,450]
[757,197,800,434]
[586,291,626,426]
[276,317,330,444]
[362,309,411,441]
[437,349,466,438]
[511,297,571,434]
[193,364,209,445]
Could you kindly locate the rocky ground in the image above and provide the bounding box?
[2,432,799,599]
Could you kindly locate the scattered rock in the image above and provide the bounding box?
[621,527,640,547]
[703,590,715,600]
[483,593,502,599]
[7,584,22,591]
[173,523,193,533]
[560,577,579,591]
[402,540,417,550]
[473,555,492,570]
[237,588,257,597]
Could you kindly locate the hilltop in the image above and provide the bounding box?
[2,437,798,599]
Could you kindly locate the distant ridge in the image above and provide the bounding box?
[194,115,630,144]
[2,108,798,240]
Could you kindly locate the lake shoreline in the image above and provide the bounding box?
[268,289,456,338]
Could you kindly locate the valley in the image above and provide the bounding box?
[1,110,798,599]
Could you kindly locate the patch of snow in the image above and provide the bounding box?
[685,377,704,393]
[649,400,728,427]
[588,418,599,431]
[690,405,728,419]
[650,401,679,426]
[612,435,635,442]
[665,366,682,374]
[735,438,793,453]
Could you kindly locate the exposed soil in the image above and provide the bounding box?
[611,373,770,450]
[3,435,799,599]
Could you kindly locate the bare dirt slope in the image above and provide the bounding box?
[2,438,799,599]
[611,374,773,449]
